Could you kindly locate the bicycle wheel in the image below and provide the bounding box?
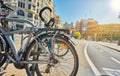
[0,38,6,67]
[25,35,79,76]
[0,53,6,67]
[25,40,41,76]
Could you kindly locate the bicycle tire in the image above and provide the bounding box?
[0,53,6,67]
[25,35,79,76]
[0,35,7,67]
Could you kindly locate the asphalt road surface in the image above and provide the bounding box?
[86,41,120,76]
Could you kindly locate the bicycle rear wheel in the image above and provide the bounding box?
[25,35,79,76]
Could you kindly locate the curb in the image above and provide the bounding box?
[97,43,120,52]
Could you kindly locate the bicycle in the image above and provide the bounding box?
[0,1,79,76]
[25,7,79,76]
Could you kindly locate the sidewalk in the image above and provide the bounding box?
[97,42,120,51]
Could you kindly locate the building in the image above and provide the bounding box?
[97,24,120,41]
[63,22,74,35]
[4,0,55,28]
[75,19,98,38]
[54,15,62,28]
[85,19,98,40]
[75,21,81,32]
[63,22,74,29]
[86,23,120,41]
[86,24,98,40]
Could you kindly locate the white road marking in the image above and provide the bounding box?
[111,57,120,64]
[84,43,101,76]
[103,68,120,76]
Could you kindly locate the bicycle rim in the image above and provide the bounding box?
[25,36,79,76]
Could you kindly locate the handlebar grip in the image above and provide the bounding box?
[39,7,52,22]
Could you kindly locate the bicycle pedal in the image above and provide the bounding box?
[30,51,42,56]
[29,66,35,71]
[45,68,50,73]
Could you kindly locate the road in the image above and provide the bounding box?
[86,41,120,76]
[2,39,120,76]
[73,39,95,76]
[2,39,95,76]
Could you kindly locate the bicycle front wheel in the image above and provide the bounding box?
[25,35,79,76]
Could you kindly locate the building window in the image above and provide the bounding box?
[28,4,31,9]
[33,5,35,10]
[28,13,33,18]
[20,2,22,8]
[37,9,39,13]
[17,10,25,16]
[18,1,20,7]
[18,2,25,8]
[23,3,25,8]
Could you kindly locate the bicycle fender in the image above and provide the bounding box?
[37,32,76,46]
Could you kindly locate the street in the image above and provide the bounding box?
[1,39,120,76]
[86,41,120,76]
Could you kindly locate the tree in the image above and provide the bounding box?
[73,32,81,39]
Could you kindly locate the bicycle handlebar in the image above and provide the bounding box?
[1,4,14,11]
[0,0,14,11]
[1,17,35,27]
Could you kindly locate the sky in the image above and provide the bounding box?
[53,0,120,24]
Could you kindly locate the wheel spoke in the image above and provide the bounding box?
[25,36,78,76]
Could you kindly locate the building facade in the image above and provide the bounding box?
[63,22,74,29]
[54,15,62,28]
[75,19,98,38]
[97,24,120,41]
[75,21,81,32]
[86,24,120,41]
[63,22,74,35]
[4,0,55,28]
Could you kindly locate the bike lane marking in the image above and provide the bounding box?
[111,57,120,64]
[103,68,120,76]
[84,42,101,76]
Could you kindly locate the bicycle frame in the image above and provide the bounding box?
[0,17,35,63]
[0,16,72,65]
[0,17,59,64]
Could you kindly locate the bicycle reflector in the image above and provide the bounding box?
[60,43,68,49]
